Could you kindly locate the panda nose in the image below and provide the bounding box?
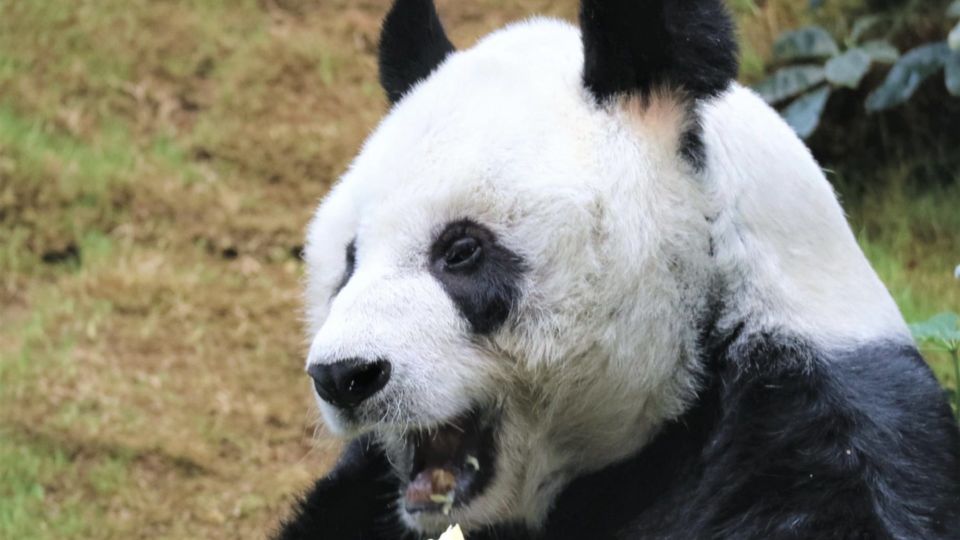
[307,358,391,409]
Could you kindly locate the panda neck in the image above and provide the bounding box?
[700,85,910,350]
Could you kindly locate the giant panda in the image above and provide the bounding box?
[276,0,960,538]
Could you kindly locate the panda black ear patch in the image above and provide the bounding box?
[580,0,738,103]
[379,0,455,104]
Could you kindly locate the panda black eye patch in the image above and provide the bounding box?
[429,220,525,334]
[333,239,357,295]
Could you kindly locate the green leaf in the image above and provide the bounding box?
[860,40,900,64]
[754,65,826,104]
[773,26,840,62]
[947,51,960,96]
[949,0,960,18]
[910,312,960,350]
[950,21,960,51]
[850,15,882,45]
[825,48,872,88]
[865,43,950,112]
[781,87,830,139]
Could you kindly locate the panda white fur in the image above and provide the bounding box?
[277,0,960,538]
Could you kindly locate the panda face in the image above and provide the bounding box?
[302,19,719,532]
[298,0,918,532]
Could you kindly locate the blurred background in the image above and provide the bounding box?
[0,0,957,538]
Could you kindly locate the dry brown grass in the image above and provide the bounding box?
[0,1,579,538]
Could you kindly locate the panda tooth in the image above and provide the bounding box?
[465,455,480,471]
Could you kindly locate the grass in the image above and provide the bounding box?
[844,173,960,385]
[0,1,956,538]
[0,431,95,539]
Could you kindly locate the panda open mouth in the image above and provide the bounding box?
[402,408,497,515]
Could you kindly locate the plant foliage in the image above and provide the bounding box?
[911,312,960,423]
[756,1,960,139]
[911,312,960,354]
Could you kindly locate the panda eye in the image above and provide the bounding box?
[443,236,482,270]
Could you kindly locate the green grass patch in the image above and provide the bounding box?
[0,427,132,540]
[846,174,960,386]
[0,104,136,274]
[0,431,81,540]
[0,101,206,275]
[0,106,135,194]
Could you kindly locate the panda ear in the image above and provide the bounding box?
[378,0,455,104]
[579,0,738,103]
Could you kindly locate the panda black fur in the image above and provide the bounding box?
[280,339,960,539]
[277,0,960,538]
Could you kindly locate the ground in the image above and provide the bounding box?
[0,1,957,539]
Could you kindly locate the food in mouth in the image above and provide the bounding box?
[402,408,495,515]
[407,468,458,515]
[433,524,465,540]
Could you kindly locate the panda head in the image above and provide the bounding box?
[302,0,906,534]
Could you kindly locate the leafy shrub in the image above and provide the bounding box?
[911,312,960,424]
[755,0,960,138]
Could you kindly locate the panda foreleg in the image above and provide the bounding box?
[274,435,416,540]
